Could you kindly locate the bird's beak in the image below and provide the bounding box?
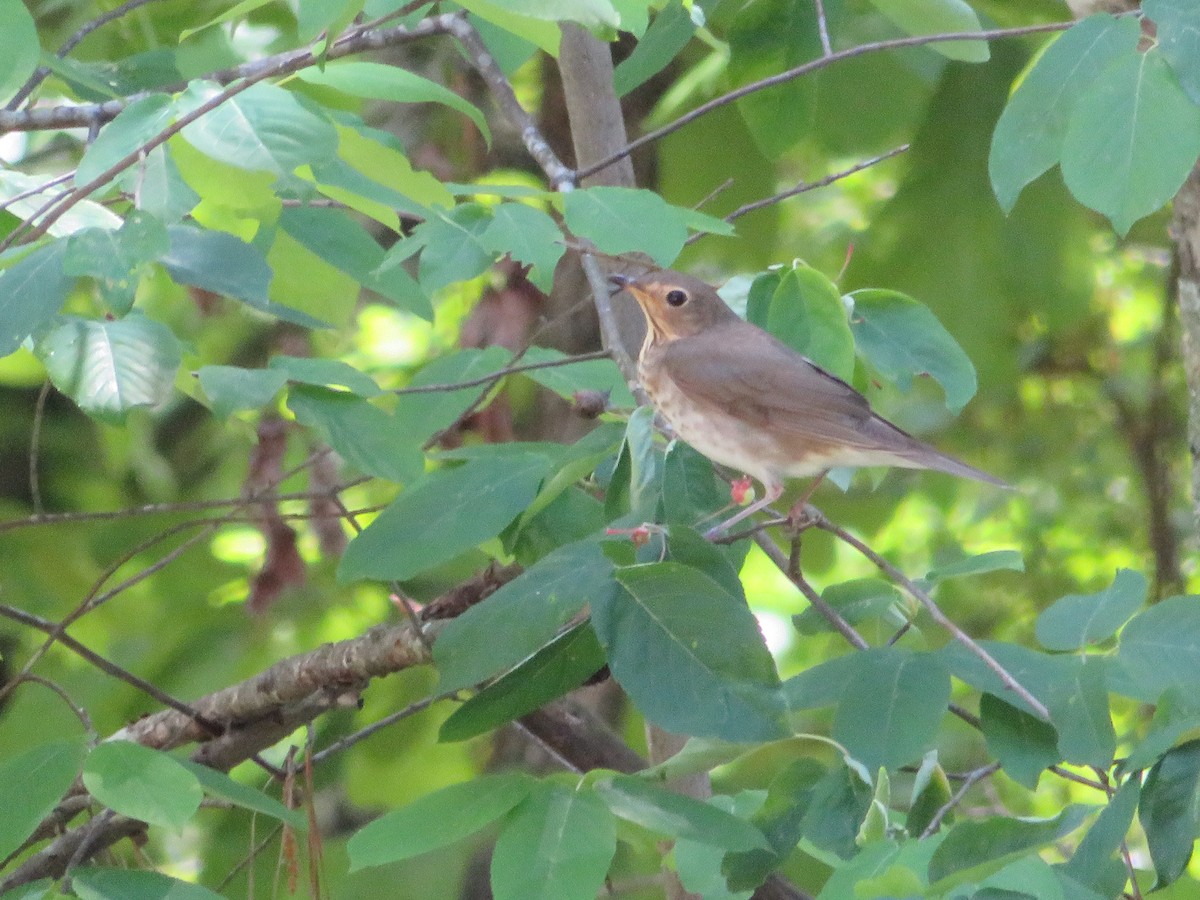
[608,273,633,294]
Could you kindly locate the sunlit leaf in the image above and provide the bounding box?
[37,313,182,424]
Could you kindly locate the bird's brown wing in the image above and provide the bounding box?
[659,324,1006,484]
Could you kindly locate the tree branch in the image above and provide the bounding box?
[578,20,1078,180]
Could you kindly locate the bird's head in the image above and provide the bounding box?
[609,271,738,342]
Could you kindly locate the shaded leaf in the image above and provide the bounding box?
[928,806,1089,887]
[1036,568,1146,651]
[439,623,605,742]
[868,0,988,62]
[1063,777,1139,894]
[82,741,202,830]
[979,694,1059,790]
[339,452,552,581]
[348,774,532,869]
[769,265,854,382]
[1117,594,1200,701]
[160,225,271,307]
[177,761,307,830]
[197,365,289,418]
[76,94,175,186]
[0,242,73,357]
[491,784,616,900]
[597,562,785,741]
[0,0,39,104]
[72,868,223,900]
[479,202,564,291]
[435,540,613,692]
[297,61,490,141]
[849,288,978,413]
[562,187,688,267]
[1140,739,1200,887]
[287,386,423,483]
[832,648,951,773]
[596,775,768,850]
[0,741,86,862]
[1145,0,1200,104]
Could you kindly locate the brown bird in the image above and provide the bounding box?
[610,270,1006,537]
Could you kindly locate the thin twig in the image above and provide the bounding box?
[28,380,50,515]
[814,514,1051,721]
[309,694,446,763]
[6,0,166,110]
[443,17,574,190]
[18,674,96,738]
[578,20,1079,180]
[0,171,75,214]
[686,143,909,245]
[0,14,459,250]
[812,0,833,57]
[920,761,1000,838]
[393,348,612,394]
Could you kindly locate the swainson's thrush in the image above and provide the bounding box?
[611,271,1005,537]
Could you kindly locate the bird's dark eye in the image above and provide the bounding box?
[665,289,688,307]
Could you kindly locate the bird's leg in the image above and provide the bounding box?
[704,478,783,539]
[786,471,828,531]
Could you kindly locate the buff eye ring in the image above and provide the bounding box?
[665,289,688,307]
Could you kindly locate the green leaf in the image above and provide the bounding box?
[1123,687,1200,773]
[792,578,902,636]
[131,148,199,223]
[1036,569,1147,651]
[0,0,38,104]
[160,224,272,308]
[781,654,861,711]
[768,265,854,382]
[595,776,768,850]
[37,314,182,425]
[597,562,785,741]
[1117,594,1200,701]
[411,203,494,292]
[76,94,176,186]
[801,760,874,859]
[72,868,223,900]
[831,648,951,773]
[723,759,825,891]
[287,386,423,483]
[868,0,989,62]
[479,203,564,291]
[1145,0,1200,104]
[391,346,513,446]
[1061,47,1200,236]
[176,760,307,830]
[1140,740,1200,887]
[197,366,288,418]
[925,549,1024,582]
[482,0,617,28]
[660,441,730,531]
[989,15,1139,212]
[82,741,203,830]
[64,213,170,314]
[562,187,688,268]
[347,774,532,869]
[1063,777,1139,893]
[516,346,635,408]
[907,752,953,837]
[727,0,818,157]
[338,451,551,581]
[457,0,561,55]
[434,539,614,692]
[614,2,694,97]
[848,288,978,413]
[490,785,616,900]
[439,623,605,742]
[0,242,73,357]
[178,0,275,41]
[297,61,490,143]
[0,740,86,862]
[327,123,454,213]
[179,81,338,176]
[928,807,1089,888]
[268,354,382,397]
[979,694,1060,790]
